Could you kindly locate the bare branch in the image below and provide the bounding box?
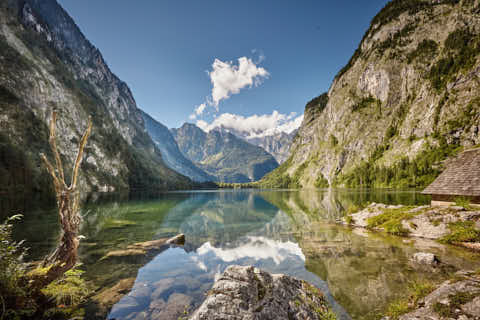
[40,153,61,191]
[48,111,66,185]
[70,116,92,190]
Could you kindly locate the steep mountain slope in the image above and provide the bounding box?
[201,125,298,164]
[247,130,297,164]
[141,111,213,182]
[0,0,191,198]
[171,123,279,183]
[262,0,480,189]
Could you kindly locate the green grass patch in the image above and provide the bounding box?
[440,221,480,244]
[366,206,416,236]
[41,268,90,306]
[384,281,435,319]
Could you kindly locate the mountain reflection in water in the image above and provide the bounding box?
[9,189,480,320]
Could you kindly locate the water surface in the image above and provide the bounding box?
[8,189,480,320]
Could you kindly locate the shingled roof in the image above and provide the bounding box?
[422,148,480,197]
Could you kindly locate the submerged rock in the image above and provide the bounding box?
[102,234,185,260]
[411,252,439,266]
[92,277,136,317]
[189,265,335,320]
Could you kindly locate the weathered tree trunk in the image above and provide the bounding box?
[31,111,92,288]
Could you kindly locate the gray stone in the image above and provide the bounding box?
[151,278,176,300]
[189,265,334,320]
[411,252,438,265]
[150,293,192,320]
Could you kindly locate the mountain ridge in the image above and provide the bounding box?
[171,123,279,183]
[0,0,192,198]
[141,111,214,182]
[261,0,480,189]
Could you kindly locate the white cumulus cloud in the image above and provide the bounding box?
[189,103,207,120]
[209,57,269,108]
[195,111,303,139]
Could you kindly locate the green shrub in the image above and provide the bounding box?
[440,221,480,243]
[314,174,329,188]
[454,196,472,210]
[385,125,397,140]
[329,134,338,147]
[345,215,354,225]
[0,215,36,318]
[407,39,438,63]
[352,95,380,112]
[428,28,479,92]
[41,268,90,306]
[305,93,329,124]
[305,93,329,113]
[0,215,27,294]
[377,24,416,55]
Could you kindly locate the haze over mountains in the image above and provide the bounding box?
[170,123,279,183]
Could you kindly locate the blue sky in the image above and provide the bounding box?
[58,0,389,131]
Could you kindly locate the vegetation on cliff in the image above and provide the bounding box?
[261,0,480,189]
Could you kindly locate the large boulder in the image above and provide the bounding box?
[189,265,335,320]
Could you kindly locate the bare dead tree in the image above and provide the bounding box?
[32,111,92,288]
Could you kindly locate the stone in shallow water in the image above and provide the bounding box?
[128,283,153,304]
[411,252,438,265]
[150,293,192,320]
[189,265,334,320]
[150,278,178,300]
[109,296,141,317]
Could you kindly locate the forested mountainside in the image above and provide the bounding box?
[0,0,192,199]
[141,111,214,182]
[261,0,480,189]
[171,123,279,183]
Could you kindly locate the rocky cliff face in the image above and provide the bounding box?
[213,126,297,164]
[272,0,480,188]
[245,131,297,164]
[171,123,279,183]
[141,111,213,182]
[0,0,191,197]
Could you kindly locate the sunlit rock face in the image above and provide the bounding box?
[273,1,480,188]
[0,0,191,196]
[190,265,334,320]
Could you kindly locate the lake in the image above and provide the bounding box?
[8,189,480,320]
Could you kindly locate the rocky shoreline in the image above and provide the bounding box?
[343,203,480,248]
[343,202,480,319]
